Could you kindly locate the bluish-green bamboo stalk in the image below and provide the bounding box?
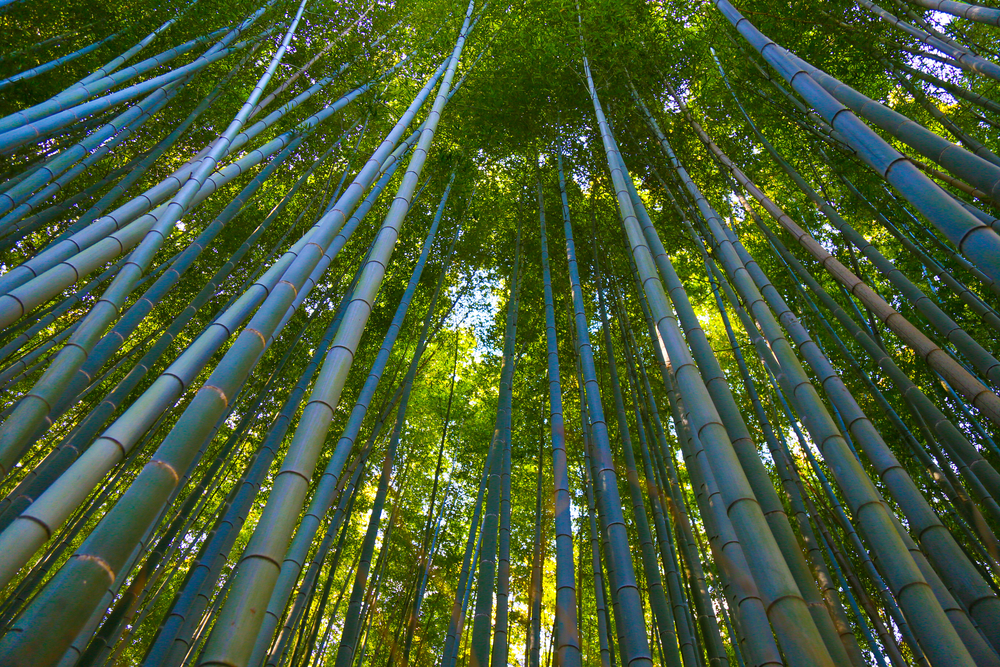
[2,22,228,133]
[625,251,782,667]
[52,291,310,667]
[616,109,861,665]
[698,242,871,665]
[754,164,1000,520]
[875,177,1000,298]
[612,287,707,667]
[0,4,318,484]
[602,81,838,667]
[0,90,416,500]
[0,81,183,230]
[795,48,1000,217]
[714,0,1000,289]
[327,375,416,667]
[672,92,1000,438]
[0,29,259,153]
[784,227,1000,563]
[0,31,120,90]
[145,334,400,667]
[470,207,521,667]
[526,434,544,667]
[556,140,651,666]
[892,64,1000,166]
[859,0,1000,79]
[738,194,1000,576]
[579,416,614,667]
[842,174,1000,333]
[666,359,783,667]
[38,129,325,435]
[703,70,1000,393]
[0,50,255,249]
[0,144,340,536]
[594,260,683,667]
[537,172,581,667]
[293,457,369,667]
[404,468,455,664]
[765,356,930,666]
[192,10,474,663]
[0,0,270,136]
[0,136,418,662]
[698,219,995,664]
[0,67,381,314]
[692,134,1000,648]
[245,178,458,665]
[28,45,261,247]
[681,87,1000,551]
[440,415,494,667]
[490,211,521,667]
[401,322,464,666]
[261,434,376,667]
[403,312,463,662]
[73,4,197,89]
[636,363,727,667]
[899,61,1000,114]
[73,302,312,667]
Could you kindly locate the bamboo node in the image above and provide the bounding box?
[150,458,180,485]
[202,384,229,406]
[246,328,267,347]
[75,554,116,583]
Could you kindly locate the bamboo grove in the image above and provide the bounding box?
[7,0,1000,664]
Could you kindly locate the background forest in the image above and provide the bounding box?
[1,0,1000,666]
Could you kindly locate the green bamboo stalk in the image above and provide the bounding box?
[557,143,650,666]
[0,102,429,590]
[0,49,454,665]
[612,283,722,667]
[899,62,1000,115]
[744,201,1000,567]
[561,207,616,667]
[704,120,995,596]
[858,0,1000,80]
[0,70,378,324]
[701,230,997,665]
[0,2,322,477]
[194,10,475,664]
[709,247,931,667]
[573,331,615,667]
[1,47,258,248]
[891,64,1000,167]
[700,248,875,665]
[626,252,782,667]
[329,377,417,667]
[707,67,1000,394]
[669,78,1000,433]
[526,431,544,667]
[0,145,337,536]
[537,172,581,667]
[0,31,121,90]
[490,214,520,667]
[714,0,1000,289]
[440,424,493,667]
[247,180,459,666]
[616,112,861,665]
[631,345,727,667]
[470,203,521,667]
[594,257,683,667]
[700,129,995,536]
[610,87,839,667]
